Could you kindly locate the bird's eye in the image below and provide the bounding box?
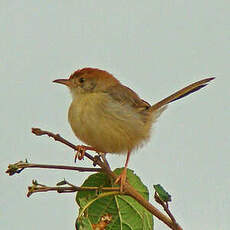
[79,77,85,83]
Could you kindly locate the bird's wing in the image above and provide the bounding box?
[104,84,150,112]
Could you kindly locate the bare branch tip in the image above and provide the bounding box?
[32,128,42,135]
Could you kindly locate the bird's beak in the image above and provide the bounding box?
[53,78,73,87]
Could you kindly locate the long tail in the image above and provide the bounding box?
[149,77,215,111]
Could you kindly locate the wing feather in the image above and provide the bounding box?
[104,84,150,112]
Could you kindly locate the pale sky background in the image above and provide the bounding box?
[1,1,229,230]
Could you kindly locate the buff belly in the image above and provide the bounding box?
[68,92,154,154]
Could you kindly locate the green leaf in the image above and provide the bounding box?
[76,217,93,230]
[153,184,171,202]
[76,168,153,230]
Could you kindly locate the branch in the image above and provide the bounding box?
[6,160,102,176]
[31,127,183,230]
[27,179,120,197]
[154,192,177,229]
[32,128,113,177]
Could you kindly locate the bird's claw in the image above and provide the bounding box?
[74,145,97,162]
[74,145,87,162]
[114,168,127,192]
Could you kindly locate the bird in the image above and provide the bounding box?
[53,67,214,191]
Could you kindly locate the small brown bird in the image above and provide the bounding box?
[53,68,214,191]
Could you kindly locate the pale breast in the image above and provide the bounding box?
[68,92,154,154]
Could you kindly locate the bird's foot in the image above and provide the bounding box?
[74,145,96,162]
[114,168,127,192]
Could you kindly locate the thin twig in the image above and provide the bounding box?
[100,153,111,170]
[6,161,102,176]
[31,128,183,230]
[27,181,121,197]
[154,192,178,229]
[31,128,113,177]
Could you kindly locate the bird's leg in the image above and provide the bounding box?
[115,150,131,192]
[74,145,97,162]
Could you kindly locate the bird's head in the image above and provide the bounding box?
[53,68,120,98]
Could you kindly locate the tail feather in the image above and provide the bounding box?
[150,77,215,111]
